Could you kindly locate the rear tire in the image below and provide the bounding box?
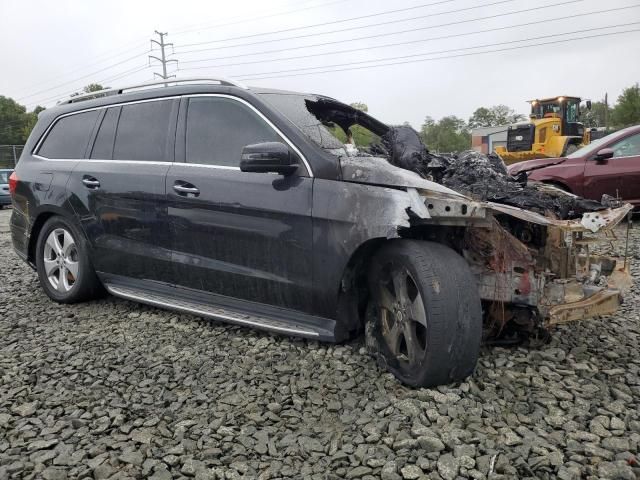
[367,240,482,387]
[35,216,103,303]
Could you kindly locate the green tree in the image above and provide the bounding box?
[349,101,368,112]
[468,104,525,128]
[420,115,470,153]
[345,102,379,147]
[582,100,611,128]
[0,96,30,144]
[611,83,640,127]
[83,83,105,93]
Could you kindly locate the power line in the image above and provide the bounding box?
[173,0,525,55]
[177,0,458,48]
[24,65,151,109]
[175,0,583,61]
[179,5,638,71]
[171,0,350,36]
[229,28,640,81]
[17,51,148,102]
[11,41,149,98]
[233,22,640,79]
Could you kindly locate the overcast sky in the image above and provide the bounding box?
[1,0,639,128]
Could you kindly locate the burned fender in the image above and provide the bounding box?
[340,156,466,198]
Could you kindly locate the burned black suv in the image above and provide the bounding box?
[10,78,632,387]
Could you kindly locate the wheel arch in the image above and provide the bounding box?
[28,206,78,264]
[335,225,463,338]
[335,237,387,338]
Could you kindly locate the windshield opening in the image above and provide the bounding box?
[258,92,387,157]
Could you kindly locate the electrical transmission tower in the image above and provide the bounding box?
[149,31,178,84]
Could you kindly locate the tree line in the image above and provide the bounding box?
[420,83,640,152]
[0,84,103,145]
[1,83,639,153]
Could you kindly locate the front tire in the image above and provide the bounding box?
[35,216,102,303]
[367,240,482,387]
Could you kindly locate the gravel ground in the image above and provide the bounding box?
[0,208,639,480]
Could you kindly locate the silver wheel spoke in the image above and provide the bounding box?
[386,320,403,356]
[391,269,409,304]
[403,322,423,365]
[43,227,78,294]
[57,267,67,293]
[62,230,75,256]
[407,292,427,326]
[65,259,79,279]
[46,233,63,256]
[44,258,58,276]
[379,284,396,311]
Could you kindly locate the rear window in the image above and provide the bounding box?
[37,110,100,159]
[113,100,173,161]
[0,171,10,184]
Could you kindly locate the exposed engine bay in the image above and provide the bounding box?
[305,97,633,341]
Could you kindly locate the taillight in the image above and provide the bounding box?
[9,171,18,196]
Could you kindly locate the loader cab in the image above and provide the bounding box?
[529,96,584,137]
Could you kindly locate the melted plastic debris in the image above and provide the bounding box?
[369,126,605,220]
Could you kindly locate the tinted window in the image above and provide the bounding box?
[90,107,120,159]
[186,97,282,166]
[38,110,100,159]
[114,100,173,161]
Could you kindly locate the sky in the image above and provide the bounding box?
[1,0,639,129]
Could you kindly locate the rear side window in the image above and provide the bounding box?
[113,100,173,161]
[38,110,100,159]
[90,107,120,159]
[185,97,282,166]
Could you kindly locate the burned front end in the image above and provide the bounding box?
[261,93,633,338]
[462,201,632,336]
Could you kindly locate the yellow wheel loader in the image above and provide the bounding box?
[495,96,592,165]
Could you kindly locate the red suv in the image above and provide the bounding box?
[508,125,640,206]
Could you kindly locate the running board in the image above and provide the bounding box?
[102,280,337,341]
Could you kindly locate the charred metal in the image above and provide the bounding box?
[308,100,633,339]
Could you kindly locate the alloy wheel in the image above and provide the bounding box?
[43,228,79,293]
[376,265,428,367]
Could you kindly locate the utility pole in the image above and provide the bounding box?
[604,92,609,132]
[149,31,177,85]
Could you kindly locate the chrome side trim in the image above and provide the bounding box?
[33,94,314,177]
[106,285,319,337]
[176,163,241,171]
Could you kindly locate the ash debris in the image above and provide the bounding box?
[371,126,604,220]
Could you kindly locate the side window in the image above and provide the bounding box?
[90,107,120,159]
[611,133,640,158]
[113,100,173,161]
[186,97,282,166]
[38,110,100,159]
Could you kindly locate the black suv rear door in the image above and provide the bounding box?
[166,95,314,313]
[67,99,179,283]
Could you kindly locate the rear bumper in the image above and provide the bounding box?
[0,195,11,206]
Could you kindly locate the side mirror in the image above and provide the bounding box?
[594,147,614,161]
[240,142,299,176]
[586,100,592,110]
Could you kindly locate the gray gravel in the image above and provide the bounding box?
[0,208,639,480]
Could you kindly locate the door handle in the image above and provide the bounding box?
[82,176,100,189]
[173,183,200,196]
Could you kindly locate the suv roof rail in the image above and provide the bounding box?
[57,77,248,105]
